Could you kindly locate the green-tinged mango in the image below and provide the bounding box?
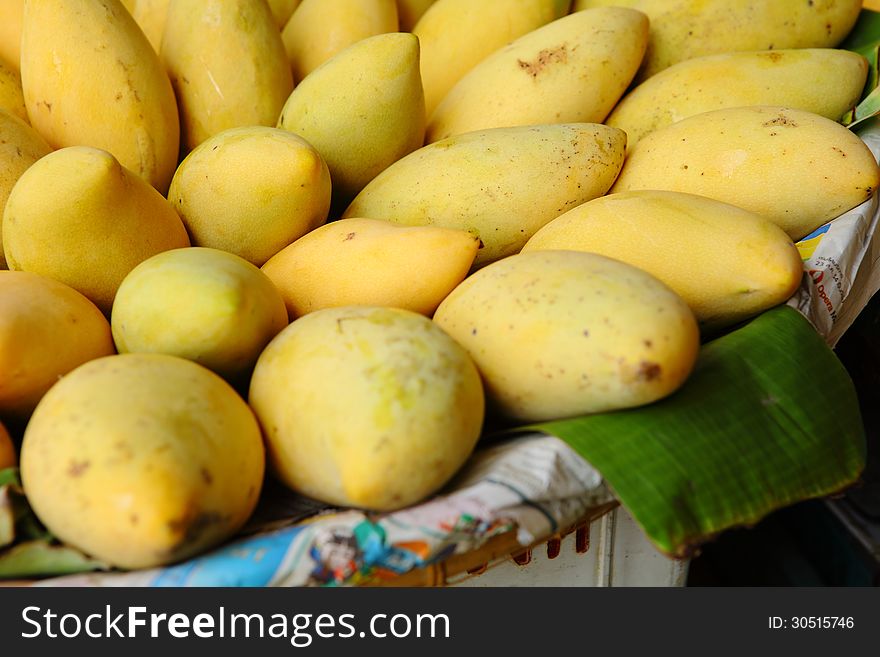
[112,247,288,379]
[169,126,331,267]
[278,32,425,209]
[249,306,484,510]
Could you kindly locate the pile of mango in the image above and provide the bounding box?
[1,0,878,571]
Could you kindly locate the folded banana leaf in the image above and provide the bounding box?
[842,8,880,128]
[0,468,106,578]
[536,306,866,558]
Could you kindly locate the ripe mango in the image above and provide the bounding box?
[21,0,179,192]
[397,0,436,31]
[161,0,293,152]
[282,0,398,84]
[3,146,190,314]
[278,32,425,209]
[268,0,301,28]
[344,123,626,267]
[261,218,479,318]
[0,271,115,419]
[414,0,569,117]
[0,0,23,70]
[573,0,862,81]
[0,60,26,123]
[20,353,265,569]
[127,0,171,53]
[249,306,484,510]
[433,251,700,422]
[610,106,880,241]
[168,126,331,267]
[523,191,804,331]
[0,109,51,270]
[607,49,869,148]
[112,248,289,379]
[427,7,648,142]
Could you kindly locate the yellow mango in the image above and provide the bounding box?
[128,0,171,53]
[427,7,647,142]
[610,106,880,241]
[267,0,301,27]
[607,49,868,149]
[0,60,27,123]
[20,353,265,569]
[278,32,425,208]
[0,420,14,469]
[112,248,288,379]
[169,126,331,267]
[261,218,479,318]
[161,0,294,152]
[523,191,804,331]
[573,0,862,81]
[0,270,115,419]
[21,0,179,192]
[434,250,699,422]
[344,123,626,267]
[249,306,484,510]
[0,109,51,270]
[414,0,570,117]
[3,146,190,314]
[281,0,398,84]
[397,0,435,31]
[0,0,23,70]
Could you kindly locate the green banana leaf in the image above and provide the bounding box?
[536,306,866,558]
[842,9,880,128]
[0,467,106,579]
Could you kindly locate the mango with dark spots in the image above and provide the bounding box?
[434,250,699,422]
[20,353,265,569]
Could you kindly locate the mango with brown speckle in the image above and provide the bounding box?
[572,0,862,82]
[414,0,570,117]
[610,106,880,241]
[344,123,626,267]
[20,0,179,192]
[606,49,868,149]
[20,353,265,569]
[427,7,648,143]
[433,250,700,422]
